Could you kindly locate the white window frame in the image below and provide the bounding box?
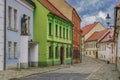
[14,42,17,59]
[8,6,12,29]
[14,8,17,31]
[8,41,12,59]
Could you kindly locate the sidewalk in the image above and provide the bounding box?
[86,62,120,80]
[0,65,70,80]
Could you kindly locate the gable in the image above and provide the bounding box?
[84,22,105,40]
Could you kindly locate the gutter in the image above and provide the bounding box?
[4,0,6,70]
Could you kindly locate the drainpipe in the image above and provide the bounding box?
[115,8,118,71]
[80,31,82,63]
[115,38,118,70]
[4,0,6,70]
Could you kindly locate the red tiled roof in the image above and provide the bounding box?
[116,3,120,8]
[38,0,72,23]
[86,29,108,42]
[82,22,98,36]
[100,30,114,42]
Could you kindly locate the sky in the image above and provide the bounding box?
[66,0,118,28]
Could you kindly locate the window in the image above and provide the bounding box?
[111,44,113,53]
[70,30,71,40]
[14,42,17,58]
[70,48,72,57]
[93,51,95,55]
[8,6,12,28]
[60,26,62,38]
[104,55,106,58]
[49,23,52,36]
[55,46,58,59]
[89,51,91,55]
[28,17,30,35]
[63,28,65,38]
[49,46,52,59]
[55,25,58,37]
[8,41,12,59]
[66,29,68,39]
[102,44,106,51]
[66,47,68,58]
[14,9,17,30]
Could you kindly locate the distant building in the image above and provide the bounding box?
[98,29,115,63]
[81,22,105,56]
[48,0,82,64]
[33,0,72,66]
[0,0,4,71]
[85,29,107,58]
[6,0,38,69]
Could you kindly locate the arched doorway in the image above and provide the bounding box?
[60,46,64,64]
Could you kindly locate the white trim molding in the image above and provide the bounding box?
[15,0,34,11]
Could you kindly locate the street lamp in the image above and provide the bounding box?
[105,13,111,27]
[105,13,118,70]
[105,13,112,64]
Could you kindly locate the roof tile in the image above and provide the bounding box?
[82,22,98,35]
[38,0,71,23]
[100,30,114,42]
[86,29,108,42]
[116,3,120,8]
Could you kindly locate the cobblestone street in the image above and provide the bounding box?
[21,57,120,80]
[0,56,119,80]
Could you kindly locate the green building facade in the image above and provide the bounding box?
[33,0,72,66]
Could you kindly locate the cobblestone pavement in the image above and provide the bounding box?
[20,57,104,80]
[0,65,70,80]
[87,62,120,80]
[0,56,119,80]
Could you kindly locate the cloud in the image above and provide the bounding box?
[66,0,117,28]
[97,11,106,20]
[81,11,106,27]
[75,0,102,13]
[81,15,97,27]
[81,2,116,27]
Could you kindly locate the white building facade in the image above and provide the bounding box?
[6,0,38,69]
[98,29,115,63]
[98,42,115,63]
[0,0,4,71]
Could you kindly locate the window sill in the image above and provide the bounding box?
[60,37,62,38]
[8,58,18,59]
[49,58,52,60]
[14,58,18,59]
[28,33,31,36]
[49,34,53,36]
[7,27,18,32]
[8,58,12,59]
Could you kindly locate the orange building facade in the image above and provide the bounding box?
[72,9,82,63]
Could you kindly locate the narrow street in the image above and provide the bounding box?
[20,57,119,80]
